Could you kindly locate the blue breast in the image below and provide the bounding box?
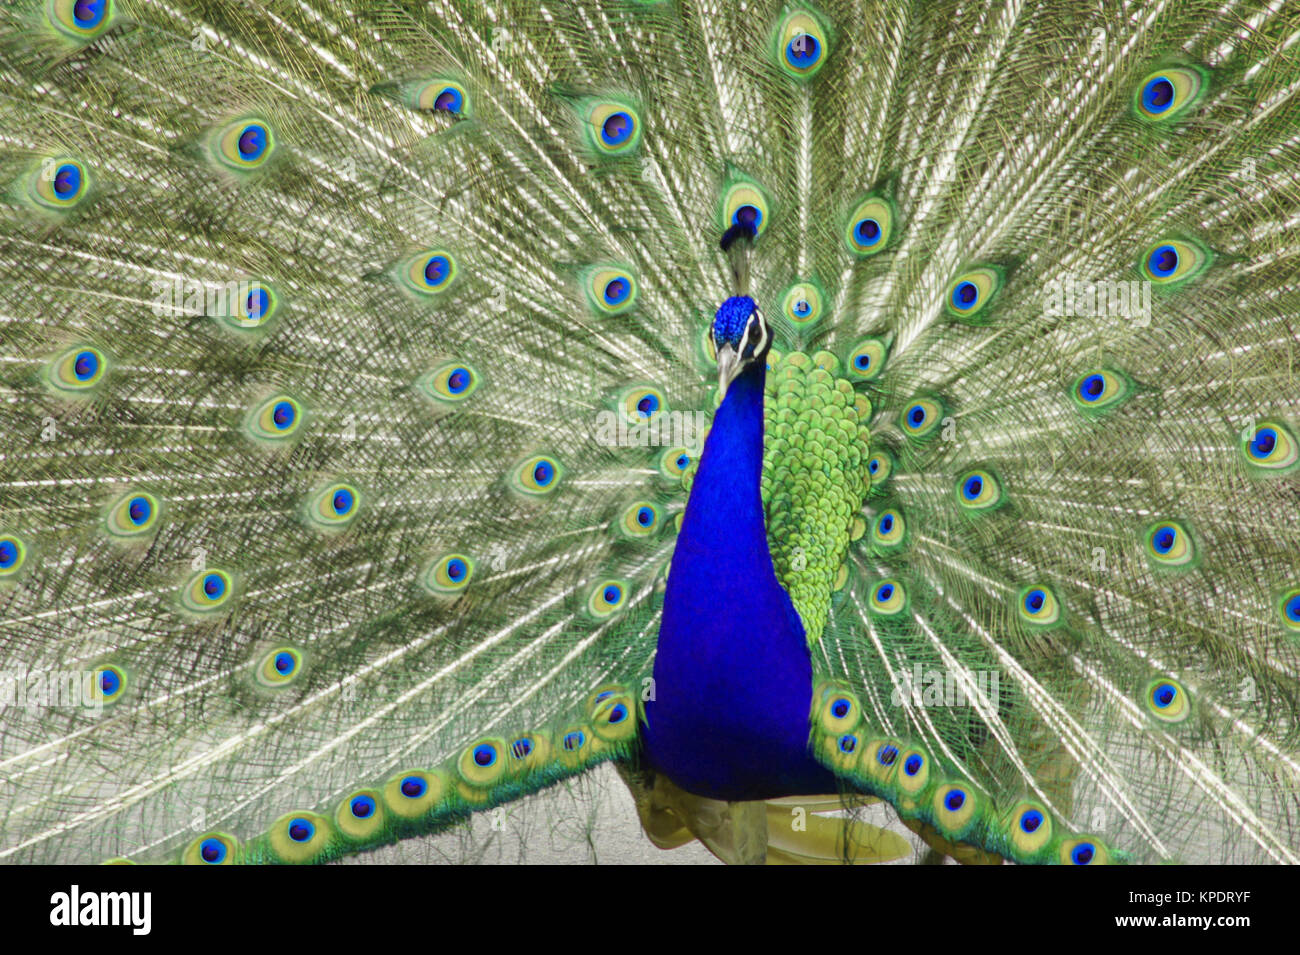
[643,359,838,800]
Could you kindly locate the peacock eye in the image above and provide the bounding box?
[721,177,770,239]
[1134,66,1207,121]
[774,10,829,79]
[211,118,275,172]
[944,267,1003,323]
[1140,238,1210,287]
[47,0,114,39]
[844,197,895,256]
[585,101,642,156]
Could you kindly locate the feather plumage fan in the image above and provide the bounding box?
[1,0,1299,866]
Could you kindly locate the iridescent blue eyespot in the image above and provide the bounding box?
[853,217,881,247]
[1153,527,1175,554]
[904,755,922,776]
[271,401,295,431]
[945,790,965,812]
[837,734,857,754]
[677,454,689,469]
[0,539,18,569]
[908,405,926,427]
[635,394,659,417]
[73,350,98,381]
[434,87,462,113]
[877,744,898,766]
[1071,842,1095,865]
[876,583,894,602]
[203,573,226,599]
[786,33,820,69]
[962,476,983,500]
[473,744,497,768]
[1024,589,1046,613]
[1020,809,1043,834]
[604,584,621,603]
[237,124,269,162]
[199,838,226,864]
[400,776,427,799]
[880,515,894,533]
[637,507,654,526]
[831,698,850,719]
[350,795,375,818]
[511,738,533,759]
[1147,244,1179,278]
[854,354,871,371]
[53,163,81,198]
[1141,76,1174,114]
[287,818,315,842]
[953,281,980,310]
[273,652,294,675]
[445,367,470,395]
[424,255,451,287]
[600,111,634,147]
[563,731,586,751]
[1152,682,1176,708]
[604,277,630,306]
[533,461,554,486]
[100,669,120,696]
[1079,374,1105,401]
[608,703,628,724]
[1286,594,1300,623]
[445,558,467,583]
[330,489,354,516]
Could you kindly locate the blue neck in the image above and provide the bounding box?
[643,359,836,799]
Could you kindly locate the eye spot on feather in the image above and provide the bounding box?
[1240,420,1297,473]
[1017,585,1062,627]
[846,337,888,381]
[944,267,1002,323]
[47,0,114,38]
[180,569,233,614]
[955,468,1002,512]
[1134,66,1206,121]
[896,747,930,796]
[419,361,480,404]
[1280,589,1300,634]
[587,579,628,618]
[871,508,906,550]
[900,396,943,439]
[1144,520,1196,569]
[1004,801,1053,856]
[382,770,444,818]
[211,118,275,172]
[256,647,303,688]
[30,158,89,209]
[351,795,375,818]
[774,10,829,79]
[1060,837,1109,865]
[620,501,660,538]
[423,553,473,595]
[397,250,459,297]
[87,664,126,705]
[1070,368,1131,413]
[268,811,333,863]
[933,783,978,835]
[844,197,895,256]
[0,535,27,578]
[244,394,303,443]
[589,685,637,741]
[868,578,907,616]
[457,739,508,789]
[105,492,160,538]
[305,482,360,531]
[184,833,236,865]
[511,454,563,496]
[781,281,824,324]
[585,101,641,156]
[721,178,770,239]
[1140,238,1210,286]
[1145,678,1190,723]
[584,266,638,315]
[618,384,667,425]
[816,684,860,735]
[47,346,106,394]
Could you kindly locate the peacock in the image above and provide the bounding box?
[1,0,1299,868]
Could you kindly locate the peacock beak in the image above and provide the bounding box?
[716,344,742,401]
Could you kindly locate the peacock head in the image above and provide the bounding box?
[710,295,770,399]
